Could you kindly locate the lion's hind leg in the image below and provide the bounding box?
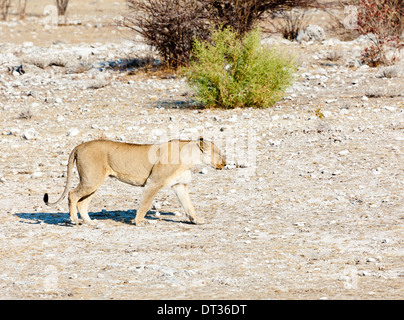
[68,179,104,225]
[68,188,80,225]
[77,192,97,225]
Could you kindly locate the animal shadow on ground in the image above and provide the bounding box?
[15,210,183,227]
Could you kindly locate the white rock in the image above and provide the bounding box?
[152,202,162,210]
[67,128,80,136]
[338,150,349,156]
[10,128,21,136]
[183,127,198,134]
[297,25,326,43]
[382,106,397,111]
[31,172,43,178]
[236,161,249,168]
[293,222,305,227]
[22,128,39,140]
[322,110,333,118]
[269,139,281,146]
[225,164,236,170]
[229,115,238,122]
[372,168,382,175]
[225,161,236,170]
[200,168,208,174]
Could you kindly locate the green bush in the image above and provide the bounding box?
[183,27,297,109]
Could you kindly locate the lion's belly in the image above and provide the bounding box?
[106,148,154,187]
[110,173,147,186]
[166,169,192,187]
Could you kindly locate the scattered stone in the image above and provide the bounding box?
[382,106,396,112]
[31,172,43,178]
[86,76,109,89]
[293,222,305,227]
[297,25,326,43]
[269,139,281,146]
[67,128,80,137]
[372,167,382,175]
[8,65,25,76]
[22,128,39,140]
[9,128,21,136]
[152,201,162,211]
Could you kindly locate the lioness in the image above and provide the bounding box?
[43,137,226,226]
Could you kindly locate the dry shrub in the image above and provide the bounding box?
[375,65,401,78]
[355,0,404,66]
[124,0,318,69]
[273,8,310,40]
[19,108,33,120]
[124,0,209,69]
[205,0,317,35]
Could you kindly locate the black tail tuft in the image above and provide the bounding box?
[43,193,49,205]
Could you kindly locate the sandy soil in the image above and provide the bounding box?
[0,0,403,299]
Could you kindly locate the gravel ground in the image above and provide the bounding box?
[1,0,403,299]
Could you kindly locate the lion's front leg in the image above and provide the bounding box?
[172,184,204,225]
[133,182,162,226]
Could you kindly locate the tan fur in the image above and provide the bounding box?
[44,138,226,226]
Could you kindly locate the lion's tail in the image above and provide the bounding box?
[43,145,79,207]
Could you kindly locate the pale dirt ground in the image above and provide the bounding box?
[0,0,403,299]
